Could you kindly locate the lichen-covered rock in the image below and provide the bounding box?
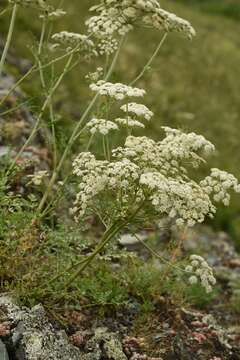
[0,338,9,360]
[83,327,127,360]
[0,295,82,360]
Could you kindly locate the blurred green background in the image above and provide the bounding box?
[1,0,240,243]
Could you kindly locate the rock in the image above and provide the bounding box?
[0,339,9,360]
[0,295,82,360]
[84,327,127,360]
[0,322,10,337]
[119,234,141,246]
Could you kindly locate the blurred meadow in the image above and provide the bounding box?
[1,0,240,240]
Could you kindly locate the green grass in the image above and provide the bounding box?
[176,0,240,21]
[1,0,240,241]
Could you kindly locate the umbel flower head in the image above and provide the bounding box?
[86,0,196,40]
[89,81,146,100]
[86,118,119,135]
[71,127,240,227]
[186,255,216,293]
[51,32,96,54]
[120,103,154,121]
[40,8,66,20]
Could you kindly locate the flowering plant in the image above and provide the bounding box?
[1,0,239,294]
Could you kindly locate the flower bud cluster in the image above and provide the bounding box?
[86,118,119,135]
[200,168,240,206]
[185,255,216,293]
[89,81,146,100]
[120,103,153,121]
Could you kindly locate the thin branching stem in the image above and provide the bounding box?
[0,4,18,77]
[63,221,125,289]
[0,46,80,108]
[129,32,167,86]
[61,202,145,292]
[8,53,74,173]
[37,36,126,215]
[132,233,187,273]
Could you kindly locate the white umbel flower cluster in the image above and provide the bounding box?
[120,103,154,121]
[72,153,140,219]
[186,255,216,293]
[86,118,119,135]
[200,168,240,206]
[27,170,48,186]
[98,38,119,55]
[89,81,146,100]
[139,172,215,227]
[143,7,196,39]
[41,9,66,20]
[115,117,145,129]
[86,0,196,40]
[160,127,215,167]
[51,32,95,53]
[113,127,214,173]
[72,126,239,226]
[86,7,133,38]
[85,67,104,82]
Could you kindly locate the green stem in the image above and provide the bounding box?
[37,221,124,297]
[0,4,18,78]
[129,32,167,86]
[62,201,145,291]
[63,220,126,290]
[8,53,74,172]
[40,202,145,301]
[0,7,11,17]
[38,17,47,90]
[0,45,82,109]
[0,64,36,108]
[37,36,125,215]
[86,133,94,151]
[133,233,185,273]
[102,135,107,160]
[49,103,58,169]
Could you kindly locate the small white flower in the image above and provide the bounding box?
[89,81,146,100]
[41,9,66,20]
[120,103,154,121]
[187,255,216,293]
[185,265,193,273]
[27,170,48,186]
[51,31,95,53]
[115,117,145,129]
[189,276,198,285]
[86,118,119,135]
